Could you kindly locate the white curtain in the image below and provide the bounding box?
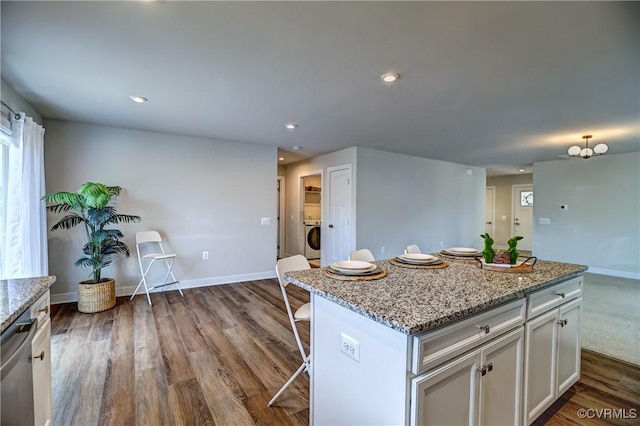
[1,114,48,279]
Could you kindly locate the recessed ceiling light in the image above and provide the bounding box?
[381,72,399,83]
[285,123,298,129]
[519,168,525,172]
[130,95,148,103]
[292,145,302,150]
[279,157,285,161]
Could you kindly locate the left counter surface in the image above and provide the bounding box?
[1,276,57,332]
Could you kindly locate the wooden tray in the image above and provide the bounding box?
[475,256,537,273]
[389,258,449,270]
[322,268,388,281]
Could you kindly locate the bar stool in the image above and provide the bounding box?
[130,231,183,305]
[268,255,311,407]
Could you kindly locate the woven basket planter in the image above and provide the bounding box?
[77,278,116,313]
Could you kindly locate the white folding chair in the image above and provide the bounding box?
[130,231,183,306]
[404,244,422,254]
[268,255,311,407]
[349,248,375,262]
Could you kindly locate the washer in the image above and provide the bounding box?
[304,220,321,259]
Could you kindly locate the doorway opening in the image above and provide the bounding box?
[485,170,533,253]
[300,172,322,265]
[277,176,285,258]
[485,186,496,237]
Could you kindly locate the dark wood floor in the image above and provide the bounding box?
[51,280,639,425]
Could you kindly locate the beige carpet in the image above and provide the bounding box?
[581,272,640,365]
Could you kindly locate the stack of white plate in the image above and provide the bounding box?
[442,247,481,257]
[396,253,441,265]
[328,260,378,276]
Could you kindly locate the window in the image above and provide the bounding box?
[520,191,533,207]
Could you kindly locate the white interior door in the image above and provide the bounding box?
[485,187,495,236]
[512,185,533,251]
[325,165,352,265]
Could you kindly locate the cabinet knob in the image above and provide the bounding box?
[33,351,45,361]
[555,292,566,298]
[487,362,493,372]
[478,325,490,334]
[39,305,49,314]
[557,319,568,327]
[328,224,334,228]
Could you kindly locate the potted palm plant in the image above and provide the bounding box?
[43,182,141,313]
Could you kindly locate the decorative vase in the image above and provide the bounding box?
[77,278,116,313]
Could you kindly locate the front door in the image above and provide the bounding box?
[512,185,533,251]
[325,165,352,265]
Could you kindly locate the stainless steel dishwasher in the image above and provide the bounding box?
[1,308,38,426]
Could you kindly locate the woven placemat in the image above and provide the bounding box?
[389,258,449,269]
[323,268,388,281]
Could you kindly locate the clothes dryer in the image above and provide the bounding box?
[304,220,321,259]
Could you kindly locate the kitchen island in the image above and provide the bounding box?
[284,258,587,425]
[1,275,56,332]
[1,276,55,426]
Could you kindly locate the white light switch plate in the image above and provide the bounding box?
[539,218,551,225]
[261,217,270,225]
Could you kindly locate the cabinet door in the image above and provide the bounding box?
[32,319,52,426]
[523,309,558,425]
[411,350,481,426]
[557,298,582,395]
[479,328,524,426]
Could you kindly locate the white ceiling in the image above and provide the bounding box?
[2,1,638,170]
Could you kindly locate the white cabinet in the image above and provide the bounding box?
[523,294,582,425]
[412,328,524,426]
[411,350,479,426]
[412,299,525,375]
[480,328,524,426]
[556,299,581,395]
[304,189,321,206]
[523,309,557,422]
[30,290,52,426]
[32,318,52,426]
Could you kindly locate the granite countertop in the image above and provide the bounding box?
[1,276,57,333]
[284,258,587,335]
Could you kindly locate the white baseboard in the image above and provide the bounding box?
[50,270,277,305]
[586,267,640,281]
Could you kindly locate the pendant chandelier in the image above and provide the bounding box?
[567,135,608,159]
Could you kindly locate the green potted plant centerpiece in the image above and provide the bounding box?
[43,182,141,313]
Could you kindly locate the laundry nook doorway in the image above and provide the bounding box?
[301,172,322,262]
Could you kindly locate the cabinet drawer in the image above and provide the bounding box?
[527,277,582,319]
[30,290,50,326]
[411,298,526,374]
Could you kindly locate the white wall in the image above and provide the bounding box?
[44,120,278,300]
[1,77,43,124]
[533,153,640,279]
[284,147,357,257]
[356,147,486,258]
